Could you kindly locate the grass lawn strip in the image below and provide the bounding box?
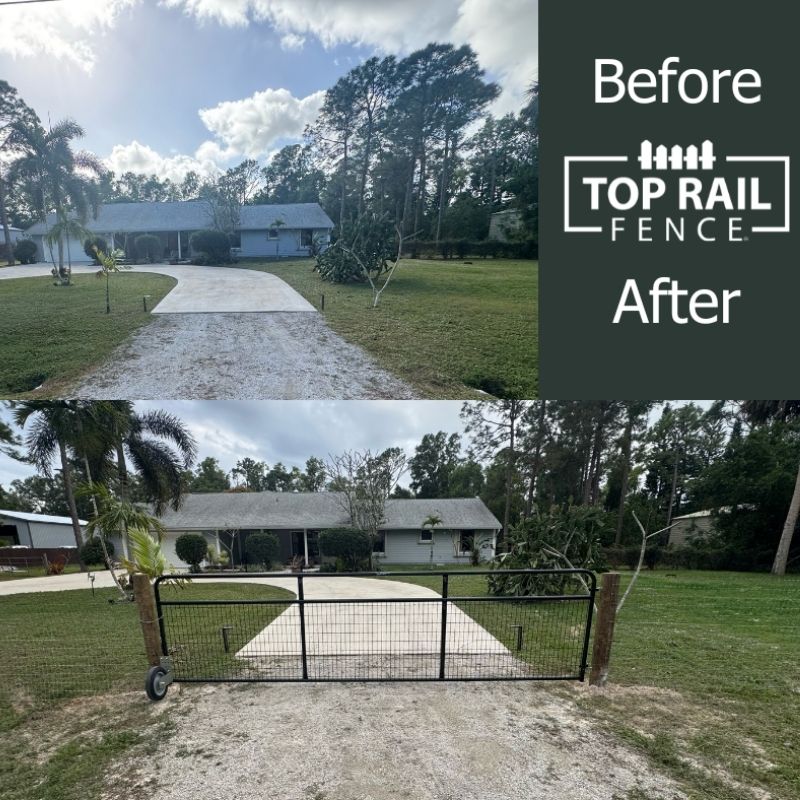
[0,273,176,398]
[244,258,538,398]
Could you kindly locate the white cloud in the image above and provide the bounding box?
[163,0,537,110]
[103,86,321,180]
[198,88,325,159]
[280,33,306,52]
[0,0,138,72]
[105,140,222,182]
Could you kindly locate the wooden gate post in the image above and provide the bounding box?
[133,573,162,667]
[589,571,620,687]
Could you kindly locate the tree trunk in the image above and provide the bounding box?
[503,406,519,536]
[339,137,349,231]
[666,448,680,525]
[435,135,450,244]
[615,414,634,545]
[771,460,800,575]
[116,437,131,559]
[358,116,374,217]
[59,438,86,570]
[0,177,14,266]
[524,400,547,519]
[414,141,427,238]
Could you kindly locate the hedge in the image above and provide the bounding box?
[403,238,537,260]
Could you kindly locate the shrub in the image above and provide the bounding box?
[319,527,372,571]
[80,537,115,566]
[190,251,210,266]
[135,234,162,263]
[315,213,394,283]
[189,229,231,264]
[244,532,280,568]
[13,239,37,264]
[83,236,107,263]
[489,505,609,595]
[175,533,208,572]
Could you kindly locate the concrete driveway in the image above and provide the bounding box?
[0,263,313,312]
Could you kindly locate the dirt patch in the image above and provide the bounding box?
[129,682,685,800]
[69,312,418,399]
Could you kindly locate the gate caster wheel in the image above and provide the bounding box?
[145,665,170,702]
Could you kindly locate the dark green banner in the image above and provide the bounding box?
[540,0,798,397]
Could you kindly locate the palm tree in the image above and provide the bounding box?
[11,400,94,570]
[741,401,800,575]
[422,513,442,569]
[9,118,104,283]
[83,402,197,557]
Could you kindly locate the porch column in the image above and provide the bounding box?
[303,529,309,566]
[215,530,220,552]
[177,231,182,260]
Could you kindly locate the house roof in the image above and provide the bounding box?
[155,492,501,532]
[671,505,754,521]
[24,201,333,235]
[0,509,88,526]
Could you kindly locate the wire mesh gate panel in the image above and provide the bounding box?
[154,569,596,683]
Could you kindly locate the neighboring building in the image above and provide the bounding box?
[23,201,334,263]
[150,492,501,569]
[488,209,523,242]
[667,507,753,547]
[0,509,86,548]
[8,226,25,245]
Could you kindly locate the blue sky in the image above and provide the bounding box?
[0,0,538,181]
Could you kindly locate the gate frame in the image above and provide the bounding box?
[151,568,597,688]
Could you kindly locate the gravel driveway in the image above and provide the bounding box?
[70,312,417,399]
[127,681,683,800]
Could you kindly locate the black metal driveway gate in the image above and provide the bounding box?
[145,569,596,700]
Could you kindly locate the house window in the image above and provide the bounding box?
[419,529,433,544]
[267,228,279,240]
[301,229,313,247]
[457,531,475,555]
[373,531,385,554]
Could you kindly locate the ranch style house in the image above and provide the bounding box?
[23,201,334,263]
[141,492,502,569]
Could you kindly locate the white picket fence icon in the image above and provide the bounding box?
[638,140,715,171]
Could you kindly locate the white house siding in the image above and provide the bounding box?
[160,530,215,571]
[239,229,328,258]
[32,234,92,265]
[28,521,82,548]
[378,529,496,564]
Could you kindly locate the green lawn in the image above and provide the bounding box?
[382,567,800,800]
[0,273,176,397]
[0,581,294,800]
[244,258,538,398]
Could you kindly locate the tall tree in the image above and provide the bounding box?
[313,74,359,229]
[0,81,39,265]
[10,118,104,282]
[409,431,462,498]
[11,401,95,568]
[189,457,230,493]
[614,401,656,544]
[462,400,529,534]
[741,400,800,575]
